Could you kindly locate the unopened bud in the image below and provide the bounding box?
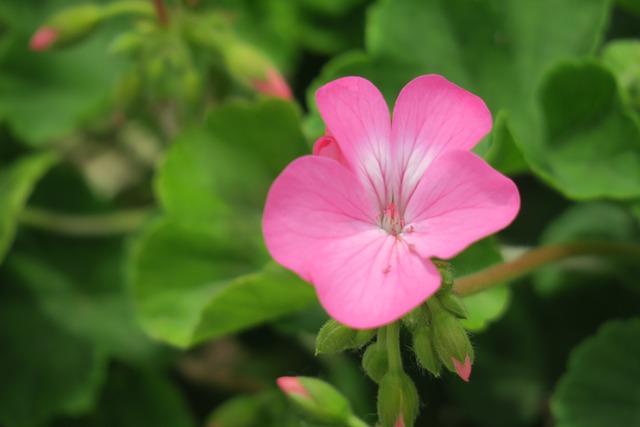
[277,376,353,424]
[220,38,292,100]
[411,325,441,377]
[433,260,454,293]
[362,341,388,383]
[452,355,472,382]
[377,371,419,427]
[352,328,377,348]
[431,309,474,381]
[30,4,104,51]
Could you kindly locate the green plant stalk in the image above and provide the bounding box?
[385,321,403,374]
[346,414,370,427]
[454,241,640,297]
[19,207,153,236]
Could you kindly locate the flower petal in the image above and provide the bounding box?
[310,231,441,329]
[263,155,376,282]
[316,77,392,209]
[391,75,492,210]
[403,150,519,260]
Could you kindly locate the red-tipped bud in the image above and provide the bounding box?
[277,376,311,399]
[30,27,58,51]
[394,416,406,427]
[452,355,472,382]
[252,66,293,100]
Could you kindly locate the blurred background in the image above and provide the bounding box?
[1,0,640,426]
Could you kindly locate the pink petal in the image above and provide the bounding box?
[452,355,472,382]
[310,230,441,328]
[390,75,492,211]
[277,376,311,398]
[313,133,349,167]
[403,150,519,260]
[394,416,406,427]
[263,155,376,282]
[316,77,392,209]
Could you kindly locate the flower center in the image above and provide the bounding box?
[378,202,404,236]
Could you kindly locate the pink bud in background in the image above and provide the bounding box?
[29,27,58,51]
[452,355,472,382]
[276,376,311,399]
[252,67,293,100]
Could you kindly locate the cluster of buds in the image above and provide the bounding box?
[405,262,474,382]
[29,1,293,105]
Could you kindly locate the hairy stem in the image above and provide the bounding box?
[19,207,153,236]
[454,241,640,297]
[385,321,403,373]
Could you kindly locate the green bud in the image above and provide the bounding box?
[316,319,357,355]
[277,376,354,424]
[438,292,468,319]
[35,4,104,50]
[431,310,473,373]
[401,305,429,332]
[411,325,441,377]
[377,371,419,427]
[362,341,388,383]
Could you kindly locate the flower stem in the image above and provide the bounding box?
[19,207,153,236]
[151,0,170,26]
[346,415,370,427]
[385,321,403,373]
[454,241,640,297]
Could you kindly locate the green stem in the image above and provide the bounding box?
[19,207,154,236]
[454,241,640,297]
[385,321,403,374]
[102,0,155,18]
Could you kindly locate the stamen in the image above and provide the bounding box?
[378,202,405,236]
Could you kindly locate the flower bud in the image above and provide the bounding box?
[433,260,454,293]
[431,309,474,381]
[362,341,388,383]
[352,328,377,348]
[411,325,441,377]
[316,319,357,354]
[219,38,292,100]
[30,4,104,51]
[377,371,419,427]
[277,376,353,424]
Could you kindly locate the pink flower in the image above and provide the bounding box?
[29,27,58,51]
[452,355,472,382]
[263,75,519,329]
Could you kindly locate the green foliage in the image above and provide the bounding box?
[552,318,640,427]
[1,0,639,426]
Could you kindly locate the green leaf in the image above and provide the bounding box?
[157,99,308,220]
[309,0,611,180]
[0,281,106,427]
[536,61,640,199]
[551,318,640,427]
[0,0,122,146]
[452,238,510,331]
[0,152,57,264]
[533,202,640,294]
[132,218,316,347]
[133,100,313,346]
